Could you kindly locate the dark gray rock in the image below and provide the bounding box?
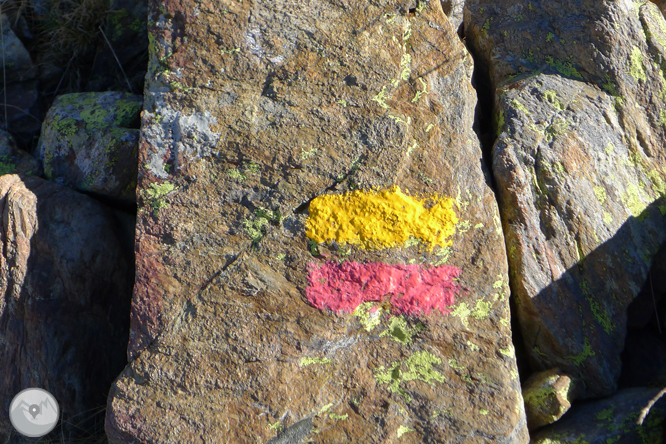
[0,174,133,442]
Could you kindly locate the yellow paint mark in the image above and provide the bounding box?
[306,187,458,250]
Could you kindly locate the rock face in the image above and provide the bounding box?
[465,0,666,398]
[36,92,142,202]
[0,14,40,145]
[0,175,133,441]
[0,130,42,177]
[106,0,528,442]
[530,387,666,443]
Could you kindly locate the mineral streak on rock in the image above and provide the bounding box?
[306,261,460,315]
[306,187,458,250]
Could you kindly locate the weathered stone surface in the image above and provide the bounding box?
[0,175,133,441]
[106,0,528,442]
[0,14,37,84]
[465,0,666,398]
[442,0,465,32]
[531,387,666,443]
[36,92,142,202]
[0,130,41,176]
[522,368,579,431]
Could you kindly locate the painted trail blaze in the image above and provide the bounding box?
[306,261,461,315]
[306,186,458,250]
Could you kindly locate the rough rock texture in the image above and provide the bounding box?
[522,368,578,431]
[0,14,40,144]
[106,0,528,442]
[530,387,666,443]
[0,130,42,176]
[465,0,666,398]
[0,14,37,83]
[442,0,465,32]
[36,92,142,202]
[0,175,133,441]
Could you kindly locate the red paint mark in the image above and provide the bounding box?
[306,261,461,316]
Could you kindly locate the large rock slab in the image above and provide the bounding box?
[106,0,528,442]
[0,175,133,441]
[465,0,666,398]
[531,387,666,443]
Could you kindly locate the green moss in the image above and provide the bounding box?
[299,356,331,367]
[630,46,647,82]
[0,160,16,176]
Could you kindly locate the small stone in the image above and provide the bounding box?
[522,368,579,431]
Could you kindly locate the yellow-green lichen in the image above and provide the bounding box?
[268,421,282,432]
[629,46,647,82]
[450,302,471,327]
[380,316,423,344]
[544,90,564,110]
[412,77,428,103]
[566,337,595,366]
[467,340,480,352]
[374,351,445,402]
[353,302,383,332]
[227,168,247,181]
[329,413,348,421]
[471,298,492,319]
[624,184,648,219]
[594,186,607,205]
[479,409,489,415]
[300,357,331,367]
[433,245,452,266]
[448,358,465,371]
[397,425,414,438]
[603,210,613,225]
[372,86,391,109]
[511,98,530,114]
[145,181,176,215]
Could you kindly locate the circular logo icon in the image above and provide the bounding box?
[9,388,59,437]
